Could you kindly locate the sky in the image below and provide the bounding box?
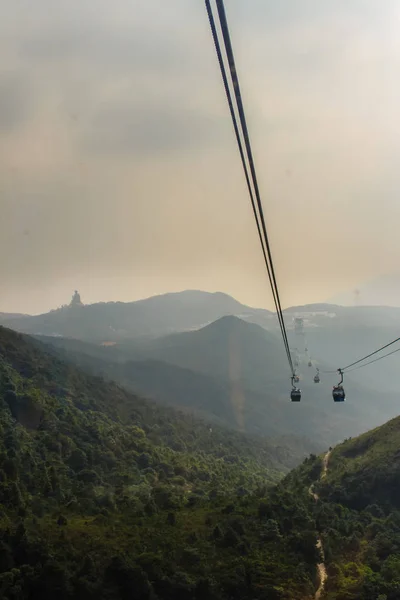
[1,0,400,314]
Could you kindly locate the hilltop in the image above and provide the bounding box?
[0,290,274,342]
[115,315,288,389]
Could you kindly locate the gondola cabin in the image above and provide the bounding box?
[291,388,301,402]
[332,385,345,402]
[314,374,320,383]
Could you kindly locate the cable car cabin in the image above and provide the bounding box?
[308,361,312,367]
[314,374,320,383]
[291,388,301,402]
[332,385,345,402]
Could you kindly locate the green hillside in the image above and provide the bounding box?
[6,321,400,599]
[320,417,400,510]
[293,415,400,599]
[0,326,323,599]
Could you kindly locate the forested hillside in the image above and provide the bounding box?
[3,323,399,599]
[287,415,400,599]
[0,326,323,599]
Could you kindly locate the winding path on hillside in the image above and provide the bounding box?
[309,450,331,600]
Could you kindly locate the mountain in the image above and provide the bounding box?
[33,327,326,446]
[4,289,400,395]
[0,312,28,322]
[5,321,400,599]
[116,315,289,389]
[35,316,400,448]
[0,290,274,342]
[0,324,326,599]
[320,416,400,510]
[280,413,400,599]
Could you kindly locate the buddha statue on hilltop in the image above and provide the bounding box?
[70,290,83,307]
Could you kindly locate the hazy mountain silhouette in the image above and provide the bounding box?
[1,290,274,341]
[35,315,400,448]
[5,289,400,412]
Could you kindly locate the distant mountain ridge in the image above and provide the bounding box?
[4,288,400,344]
[0,312,28,321]
[5,288,400,399]
[0,290,275,341]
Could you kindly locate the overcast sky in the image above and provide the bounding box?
[1,0,400,314]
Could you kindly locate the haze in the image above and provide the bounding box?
[1,0,400,315]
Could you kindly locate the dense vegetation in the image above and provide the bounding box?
[0,326,323,599]
[304,416,400,599]
[6,320,400,599]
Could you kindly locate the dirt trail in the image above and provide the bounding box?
[309,450,331,600]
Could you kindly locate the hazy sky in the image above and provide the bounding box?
[1,0,400,314]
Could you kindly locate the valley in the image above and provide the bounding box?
[27,293,400,448]
[2,0,399,597]
[1,290,400,599]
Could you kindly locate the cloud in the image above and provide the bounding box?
[0,73,32,133]
[1,0,400,313]
[85,101,224,157]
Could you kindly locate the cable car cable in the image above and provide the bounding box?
[340,335,400,371]
[204,0,290,370]
[211,0,294,373]
[204,0,294,374]
[315,336,400,376]
[213,0,292,369]
[211,0,293,373]
[345,345,400,373]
